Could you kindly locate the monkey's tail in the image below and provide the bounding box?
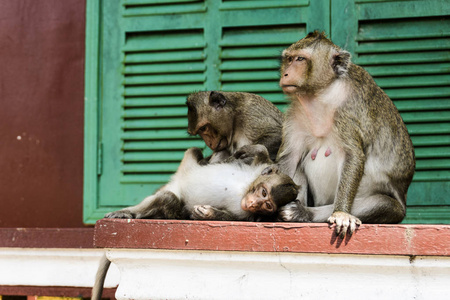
[92,253,111,300]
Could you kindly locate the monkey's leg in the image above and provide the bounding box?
[105,190,187,219]
[350,194,406,224]
[191,205,237,221]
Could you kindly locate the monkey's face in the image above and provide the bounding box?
[280,31,349,95]
[280,49,312,94]
[186,91,233,151]
[242,173,299,215]
[241,181,277,215]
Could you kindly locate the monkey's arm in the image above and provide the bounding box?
[191,205,239,221]
[330,127,365,237]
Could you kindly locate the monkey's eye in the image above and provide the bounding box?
[265,202,272,210]
[296,56,305,62]
[198,125,207,133]
[261,188,267,198]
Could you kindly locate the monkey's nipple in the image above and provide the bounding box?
[325,147,332,157]
[311,148,318,160]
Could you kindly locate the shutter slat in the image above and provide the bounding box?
[124,140,204,151]
[375,75,450,89]
[124,0,202,5]
[123,31,205,52]
[124,96,186,107]
[124,62,206,75]
[357,51,449,65]
[220,26,304,47]
[410,135,450,147]
[357,17,450,40]
[123,152,185,162]
[124,73,206,85]
[401,111,450,123]
[222,81,281,92]
[125,50,206,64]
[413,171,450,182]
[364,63,450,77]
[124,83,205,96]
[123,4,206,17]
[220,0,308,11]
[120,174,171,184]
[122,129,189,140]
[123,118,187,129]
[357,38,450,54]
[394,99,450,112]
[221,70,279,81]
[124,107,187,118]
[220,59,279,70]
[416,159,450,170]
[384,87,450,100]
[415,147,450,159]
[407,123,450,135]
[122,162,181,173]
[221,46,286,59]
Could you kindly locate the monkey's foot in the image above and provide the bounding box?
[278,200,310,222]
[192,205,216,220]
[105,209,136,219]
[327,211,361,238]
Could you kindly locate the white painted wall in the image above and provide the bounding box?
[0,248,120,288]
[107,249,450,300]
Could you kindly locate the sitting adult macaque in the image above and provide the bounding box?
[93,145,298,300]
[272,31,415,237]
[186,91,284,163]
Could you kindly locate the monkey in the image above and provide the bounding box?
[105,144,298,221]
[270,31,415,237]
[92,145,299,300]
[186,91,284,163]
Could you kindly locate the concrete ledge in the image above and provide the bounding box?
[94,219,450,256]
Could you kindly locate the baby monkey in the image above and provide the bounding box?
[105,144,299,221]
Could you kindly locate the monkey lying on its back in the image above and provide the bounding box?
[106,144,298,221]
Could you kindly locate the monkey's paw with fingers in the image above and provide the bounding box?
[192,205,216,220]
[278,200,310,222]
[327,211,361,238]
[105,209,135,219]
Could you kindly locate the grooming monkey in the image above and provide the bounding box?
[187,91,284,163]
[93,145,298,300]
[272,31,415,236]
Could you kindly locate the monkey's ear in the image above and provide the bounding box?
[209,91,227,110]
[332,50,351,76]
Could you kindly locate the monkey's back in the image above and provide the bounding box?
[343,64,415,195]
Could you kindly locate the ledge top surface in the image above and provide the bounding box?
[94,219,450,256]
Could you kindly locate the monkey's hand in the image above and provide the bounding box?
[233,144,271,165]
[261,164,280,175]
[277,200,310,222]
[105,209,135,219]
[192,205,216,220]
[328,211,361,238]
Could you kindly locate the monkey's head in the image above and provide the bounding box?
[280,31,351,95]
[241,171,299,216]
[186,91,234,152]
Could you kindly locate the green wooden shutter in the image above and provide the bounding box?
[84,0,328,224]
[332,0,450,223]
